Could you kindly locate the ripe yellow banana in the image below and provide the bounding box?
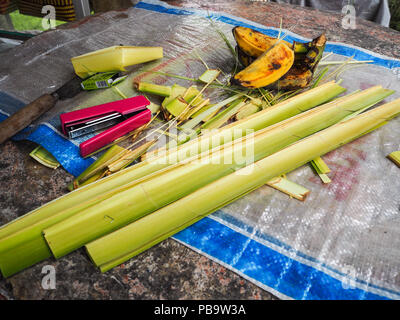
[233,26,312,62]
[232,26,292,57]
[233,42,295,88]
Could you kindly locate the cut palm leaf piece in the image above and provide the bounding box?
[135,82,171,97]
[68,145,127,191]
[30,146,60,169]
[184,99,210,119]
[164,96,188,118]
[310,160,332,184]
[319,60,373,66]
[266,176,310,201]
[357,122,387,138]
[176,72,218,125]
[199,69,221,83]
[340,101,380,122]
[235,103,261,121]
[86,97,400,272]
[311,156,331,174]
[202,106,221,122]
[112,87,128,99]
[147,101,161,114]
[387,151,400,168]
[190,104,215,119]
[162,84,186,108]
[316,172,331,184]
[201,98,247,130]
[155,129,178,140]
[82,123,150,159]
[180,93,246,130]
[108,140,157,173]
[71,46,163,79]
[183,86,203,105]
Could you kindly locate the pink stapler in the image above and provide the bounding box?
[60,96,151,157]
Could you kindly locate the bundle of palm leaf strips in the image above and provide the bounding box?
[0,26,399,277]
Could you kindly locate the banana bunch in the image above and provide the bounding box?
[232,27,326,90]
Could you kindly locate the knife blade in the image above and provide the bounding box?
[0,76,83,144]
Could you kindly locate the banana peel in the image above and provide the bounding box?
[233,41,295,89]
[278,34,326,90]
[277,69,313,90]
[236,45,255,69]
[232,26,326,90]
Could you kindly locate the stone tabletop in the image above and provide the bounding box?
[0,0,399,300]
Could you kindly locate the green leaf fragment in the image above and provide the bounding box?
[29,146,60,169]
[136,82,171,97]
[311,156,331,174]
[199,69,221,83]
[164,96,189,118]
[266,176,310,201]
[201,98,246,130]
[387,151,400,167]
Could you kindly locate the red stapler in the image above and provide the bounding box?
[60,96,151,157]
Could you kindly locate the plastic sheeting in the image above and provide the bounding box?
[0,0,400,299]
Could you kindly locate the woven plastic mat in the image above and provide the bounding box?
[1,0,400,299]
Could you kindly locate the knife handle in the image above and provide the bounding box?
[0,93,58,144]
